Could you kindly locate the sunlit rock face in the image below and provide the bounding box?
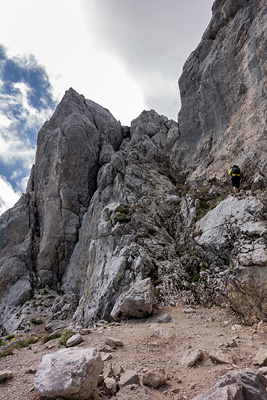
[175,0,267,188]
[29,88,124,287]
[0,0,266,334]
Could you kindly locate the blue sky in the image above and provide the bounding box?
[0,45,56,213]
[0,0,214,215]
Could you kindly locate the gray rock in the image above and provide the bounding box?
[181,349,203,367]
[66,333,84,347]
[209,350,234,365]
[110,278,155,321]
[100,353,112,362]
[0,0,266,333]
[192,369,267,400]
[0,370,13,382]
[104,377,117,395]
[194,195,267,322]
[34,347,103,399]
[119,370,140,388]
[142,369,168,388]
[157,313,172,323]
[113,365,125,377]
[253,348,267,367]
[105,337,124,349]
[176,0,266,189]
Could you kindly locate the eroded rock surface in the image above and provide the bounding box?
[0,0,266,336]
[176,0,267,188]
[192,369,267,400]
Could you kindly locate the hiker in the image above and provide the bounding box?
[228,165,241,194]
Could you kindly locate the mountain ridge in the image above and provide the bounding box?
[0,0,266,335]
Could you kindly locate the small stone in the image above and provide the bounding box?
[253,348,267,366]
[99,345,115,353]
[258,367,267,375]
[113,365,125,377]
[183,307,196,314]
[232,324,242,331]
[96,320,109,327]
[142,369,168,388]
[209,350,234,365]
[0,370,13,382]
[101,353,113,362]
[25,367,37,374]
[181,350,203,367]
[157,313,172,323]
[226,339,238,348]
[104,377,117,395]
[105,337,124,349]
[103,363,114,379]
[119,370,140,388]
[80,328,91,335]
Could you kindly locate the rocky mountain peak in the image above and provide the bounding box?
[0,0,266,338]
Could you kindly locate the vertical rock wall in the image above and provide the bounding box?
[175,0,266,187]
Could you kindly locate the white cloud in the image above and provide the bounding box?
[0,115,11,127]
[83,0,214,120]
[0,175,20,216]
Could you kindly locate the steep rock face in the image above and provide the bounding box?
[0,0,266,334]
[62,110,180,326]
[175,0,266,187]
[194,193,267,322]
[29,88,124,286]
[0,196,33,322]
[0,88,125,332]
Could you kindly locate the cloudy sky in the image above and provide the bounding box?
[0,0,214,216]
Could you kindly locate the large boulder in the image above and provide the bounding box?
[110,278,155,321]
[194,194,267,322]
[34,347,103,399]
[192,369,267,400]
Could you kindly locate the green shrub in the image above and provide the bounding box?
[31,318,43,325]
[59,330,75,346]
[43,333,60,344]
[5,334,14,341]
[0,349,13,359]
[113,204,133,224]
[15,337,39,348]
[114,212,132,223]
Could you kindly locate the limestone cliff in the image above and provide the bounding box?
[175,0,267,188]
[0,0,266,334]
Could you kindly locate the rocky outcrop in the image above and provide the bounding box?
[175,0,267,188]
[192,369,267,400]
[61,108,179,326]
[0,0,266,334]
[29,88,124,286]
[0,88,125,333]
[110,278,155,321]
[192,192,267,322]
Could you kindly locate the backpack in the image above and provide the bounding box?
[231,165,240,175]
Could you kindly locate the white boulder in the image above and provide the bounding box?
[34,347,103,399]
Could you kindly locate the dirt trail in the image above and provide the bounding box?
[0,305,266,400]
